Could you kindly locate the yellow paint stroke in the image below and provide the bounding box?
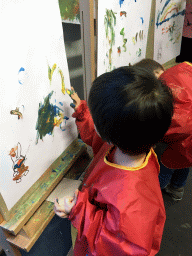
[54,113,64,127]
[160,2,179,23]
[51,64,57,78]
[58,68,65,94]
[48,63,57,84]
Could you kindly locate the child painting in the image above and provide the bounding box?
[54,66,174,255]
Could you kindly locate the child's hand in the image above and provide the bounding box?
[69,87,81,110]
[54,189,79,218]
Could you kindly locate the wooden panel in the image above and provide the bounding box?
[79,0,95,99]
[0,213,4,224]
[6,201,54,252]
[71,224,78,249]
[0,139,86,235]
[21,201,54,239]
[146,0,156,59]
[0,195,9,221]
[163,58,178,70]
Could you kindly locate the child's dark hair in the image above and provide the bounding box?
[88,66,173,155]
[133,58,164,74]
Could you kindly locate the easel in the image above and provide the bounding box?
[80,0,177,99]
[0,139,92,255]
[0,1,95,254]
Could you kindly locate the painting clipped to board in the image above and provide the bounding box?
[97,0,152,76]
[58,0,80,24]
[0,0,78,211]
[154,0,186,64]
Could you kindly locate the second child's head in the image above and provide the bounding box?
[134,59,164,78]
[88,66,173,155]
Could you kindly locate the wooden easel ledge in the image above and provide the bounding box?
[6,201,54,252]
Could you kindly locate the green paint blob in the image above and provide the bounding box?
[104,9,117,71]
[58,0,80,21]
[36,91,55,143]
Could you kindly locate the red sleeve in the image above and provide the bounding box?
[68,185,165,256]
[72,100,104,155]
[160,62,192,168]
[161,137,192,168]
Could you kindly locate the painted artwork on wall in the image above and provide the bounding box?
[58,0,80,24]
[0,0,78,210]
[97,0,152,76]
[154,0,186,64]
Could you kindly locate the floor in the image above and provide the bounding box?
[1,168,192,256]
[156,167,192,256]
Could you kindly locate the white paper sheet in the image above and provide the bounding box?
[154,0,186,64]
[0,0,78,210]
[97,0,152,76]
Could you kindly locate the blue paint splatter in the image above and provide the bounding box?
[119,0,124,8]
[60,116,69,131]
[53,105,63,116]
[18,67,25,74]
[156,0,185,28]
[59,102,63,106]
[18,67,25,84]
[140,17,144,24]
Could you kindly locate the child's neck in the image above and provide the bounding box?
[113,147,147,168]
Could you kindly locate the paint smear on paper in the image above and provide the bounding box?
[60,116,69,131]
[120,11,126,17]
[36,91,68,143]
[123,38,127,52]
[104,9,117,71]
[117,46,121,56]
[18,67,26,85]
[9,142,29,183]
[58,68,65,94]
[48,64,57,84]
[58,0,80,22]
[156,0,185,27]
[119,0,125,8]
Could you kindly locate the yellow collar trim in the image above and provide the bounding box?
[104,147,154,171]
[184,61,192,67]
